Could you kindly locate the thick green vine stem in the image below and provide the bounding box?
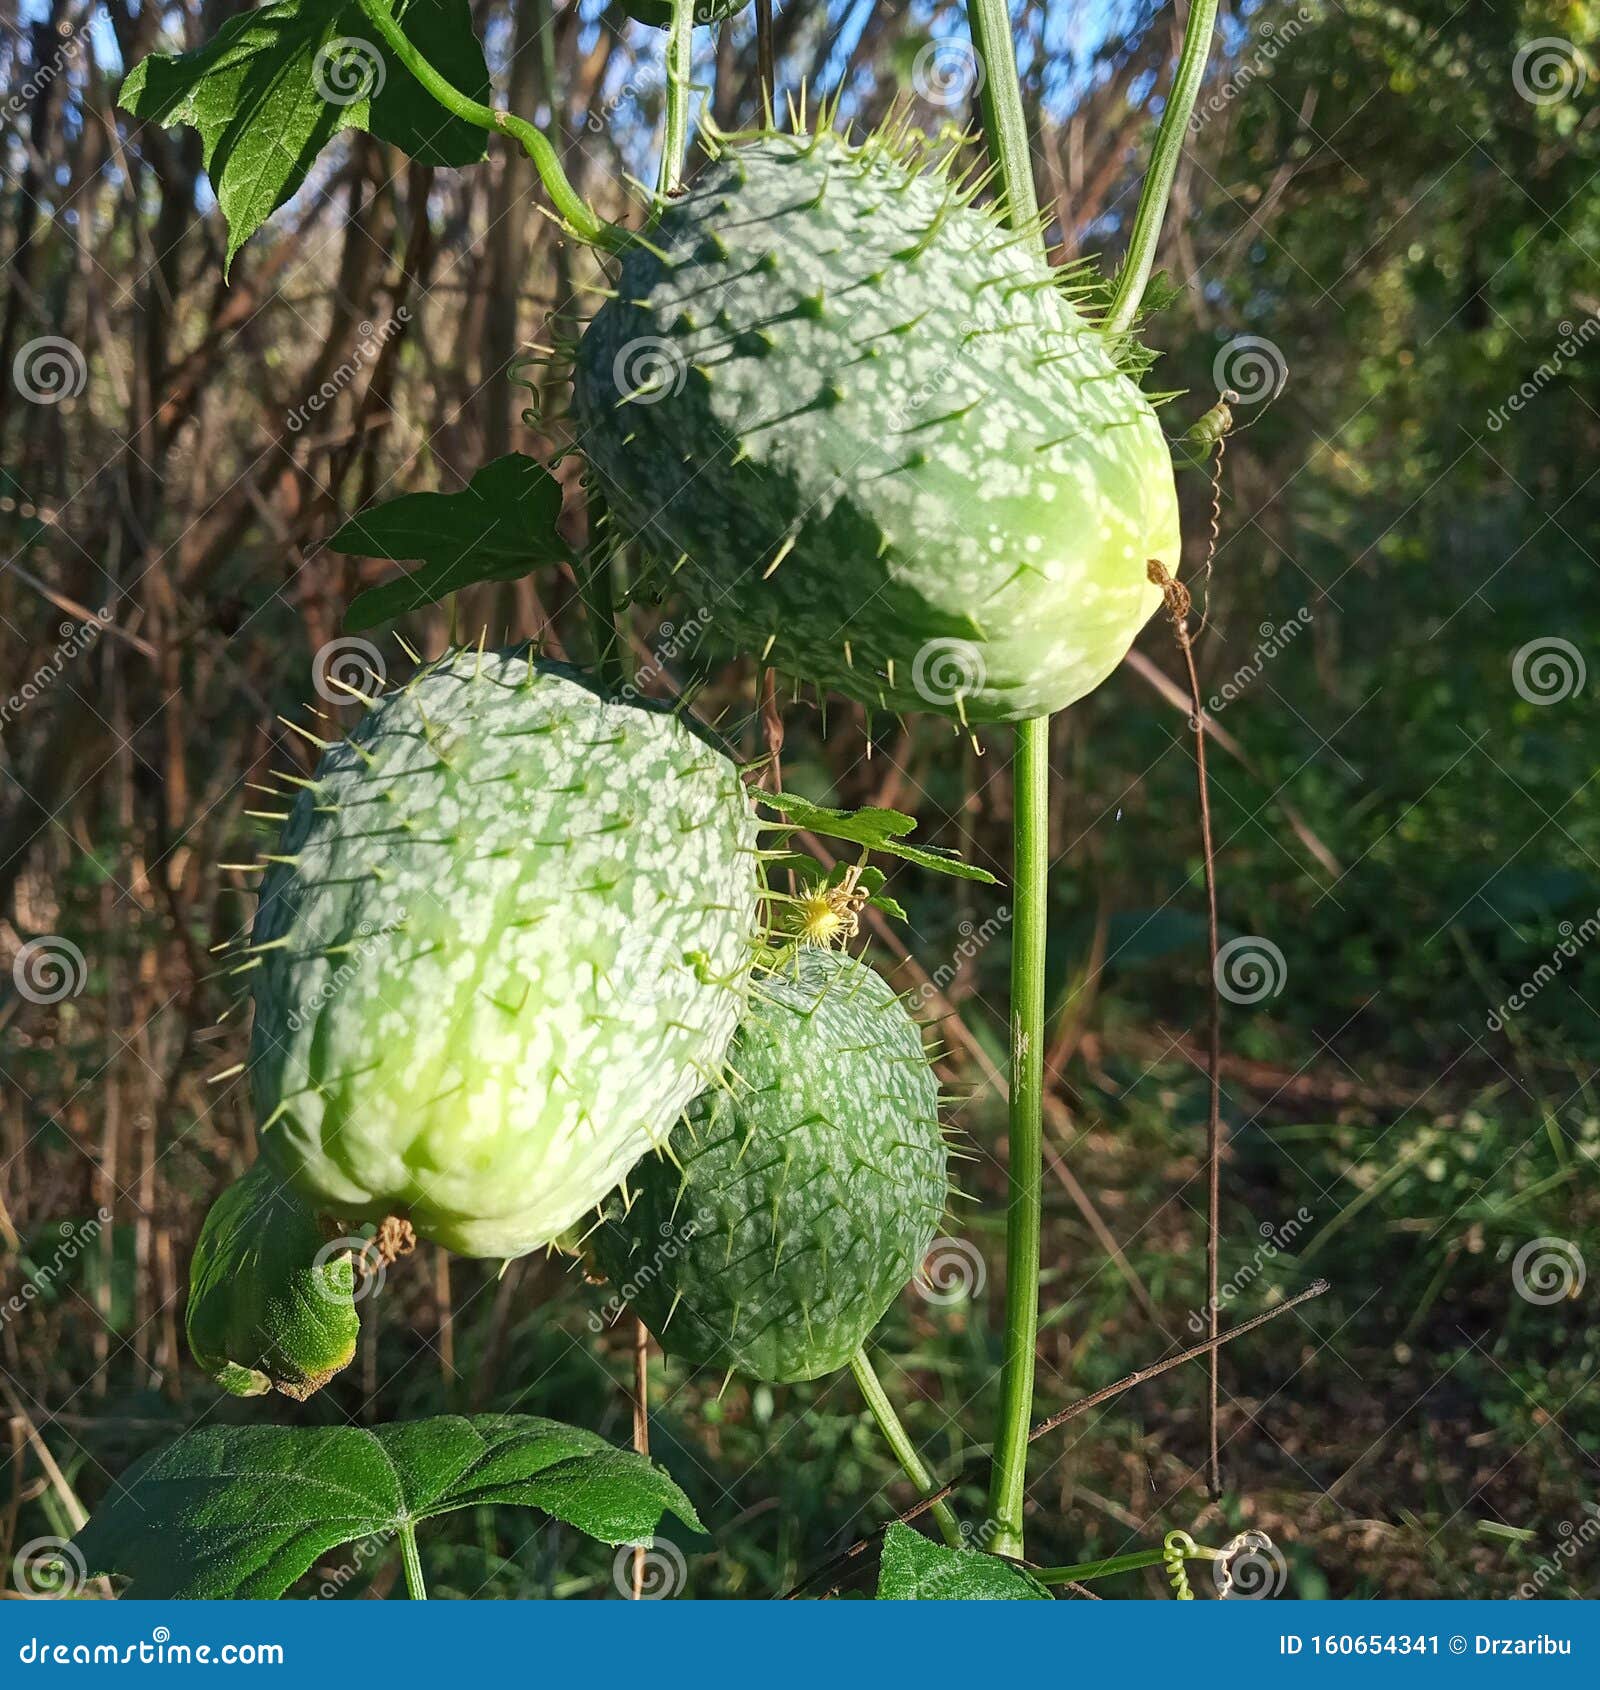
[398,1521,428,1599]
[355,0,628,251]
[848,1349,964,1551]
[964,0,1051,1564]
[657,0,695,199]
[1104,0,1221,335]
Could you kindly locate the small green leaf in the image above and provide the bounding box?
[757,790,1000,885]
[73,1415,702,1598]
[336,454,569,628]
[120,0,490,267]
[875,1523,1051,1600]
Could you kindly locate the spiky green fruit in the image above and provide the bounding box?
[591,949,946,1382]
[574,130,1180,724]
[186,1158,359,1400]
[248,650,759,1259]
[622,0,747,25]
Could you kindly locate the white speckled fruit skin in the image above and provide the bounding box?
[573,132,1181,724]
[248,650,759,1259]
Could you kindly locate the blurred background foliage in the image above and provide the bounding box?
[1,0,1597,1598]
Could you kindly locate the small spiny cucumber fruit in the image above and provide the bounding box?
[574,129,1180,724]
[185,1158,359,1400]
[591,948,946,1382]
[248,650,760,1259]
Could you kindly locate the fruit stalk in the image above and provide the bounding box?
[848,1349,963,1551]
[657,0,695,199]
[964,0,1051,1563]
[1104,0,1221,336]
[354,0,627,251]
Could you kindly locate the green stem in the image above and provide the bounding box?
[398,1521,428,1599]
[1034,1544,1222,1586]
[849,1348,964,1550]
[964,0,1052,1568]
[1103,0,1221,336]
[355,0,627,251]
[989,716,1048,1560]
[657,0,695,200]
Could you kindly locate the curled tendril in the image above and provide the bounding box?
[1163,1530,1198,1600]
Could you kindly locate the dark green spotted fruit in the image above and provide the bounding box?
[591,948,947,1382]
[248,650,760,1260]
[186,1158,359,1400]
[574,129,1180,724]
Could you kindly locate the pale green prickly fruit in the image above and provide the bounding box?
[591,949,947,1382]
[186,1158,359,1400]
[248,650,760,1259]
[573,130,1180,725]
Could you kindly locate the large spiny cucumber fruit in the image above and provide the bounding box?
[573,129,1180,724]
[186,1158,359,1400]
[591,948,946,1382]
[247,649,760,1259]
